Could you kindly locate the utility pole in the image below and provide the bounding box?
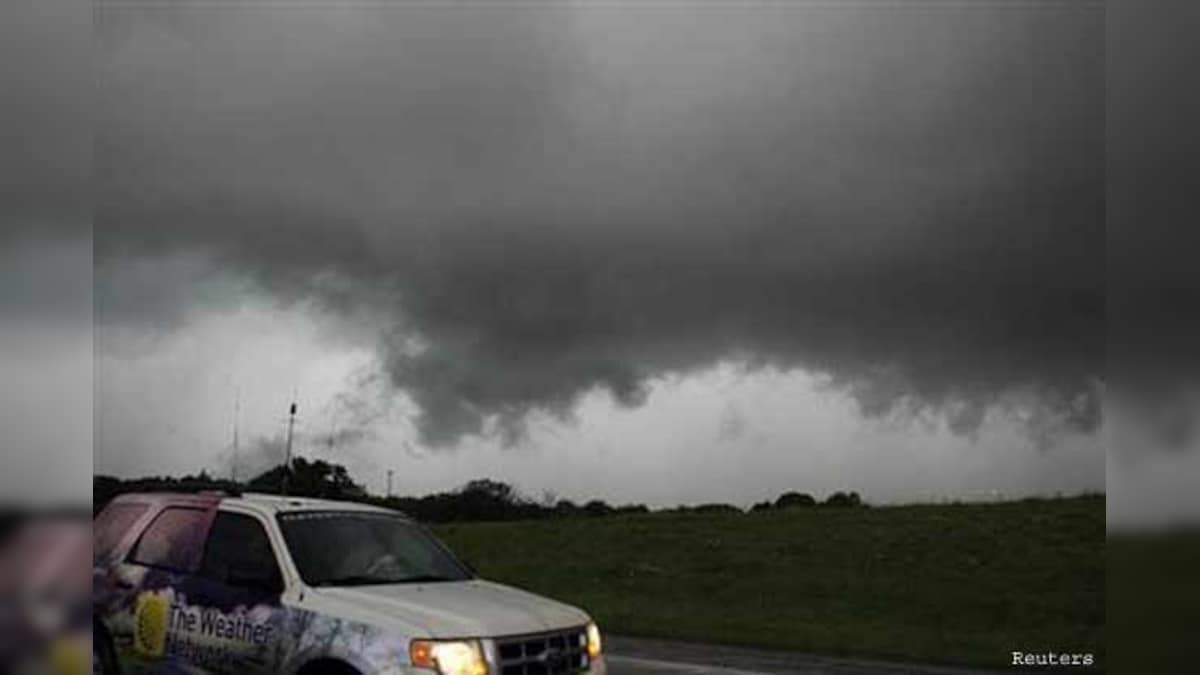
[387,470,394,498]
[282,400,297,495]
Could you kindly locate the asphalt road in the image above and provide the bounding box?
[604,636,1009,675]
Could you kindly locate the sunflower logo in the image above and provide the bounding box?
[133,592,170,658]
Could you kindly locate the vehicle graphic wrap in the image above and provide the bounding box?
[127,583,282,672]
[94,497,412,674]
[272,608,403,674]
[115,579,405,674]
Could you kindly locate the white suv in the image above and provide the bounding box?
[92,492,605,675]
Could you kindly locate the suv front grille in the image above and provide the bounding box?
[495,627,590,675]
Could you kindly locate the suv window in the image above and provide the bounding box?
[199,512,282,591]
[128,507,209,572]
[94,502,148,560]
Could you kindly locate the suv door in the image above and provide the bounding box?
[104,504,218,672]
[189,511,287,674]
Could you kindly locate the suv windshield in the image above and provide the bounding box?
[277,511,472,587]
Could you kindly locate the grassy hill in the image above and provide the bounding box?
[436,495,1104,670]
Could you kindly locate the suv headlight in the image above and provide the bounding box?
[586,622,602,659]
[410,639,488,675]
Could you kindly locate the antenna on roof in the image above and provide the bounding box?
[282,396,297,496]
[327,405,336,454]
[231,388,241,484]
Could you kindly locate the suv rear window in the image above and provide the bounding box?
[94,502,148,560]
[129,507,209,573]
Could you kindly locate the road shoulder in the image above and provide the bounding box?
[606,635,1009,675]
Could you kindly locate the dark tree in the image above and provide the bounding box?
[248,458,365,500]
[582,500,613,517]
[775,492,817,509]
[553,499,579,517]
[822,491,863,508]
[689,503,742,515]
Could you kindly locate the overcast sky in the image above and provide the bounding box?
[85,0,1113,507]
[5,1,1156,512]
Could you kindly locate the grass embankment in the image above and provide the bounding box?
[436,496,1104,670]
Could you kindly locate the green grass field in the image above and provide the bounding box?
[436,496,1104,670]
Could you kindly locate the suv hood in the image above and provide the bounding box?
[310,579,589,638]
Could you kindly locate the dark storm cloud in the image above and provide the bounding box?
[97,2,1104,446]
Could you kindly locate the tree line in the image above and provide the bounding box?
[93,457,865,523]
